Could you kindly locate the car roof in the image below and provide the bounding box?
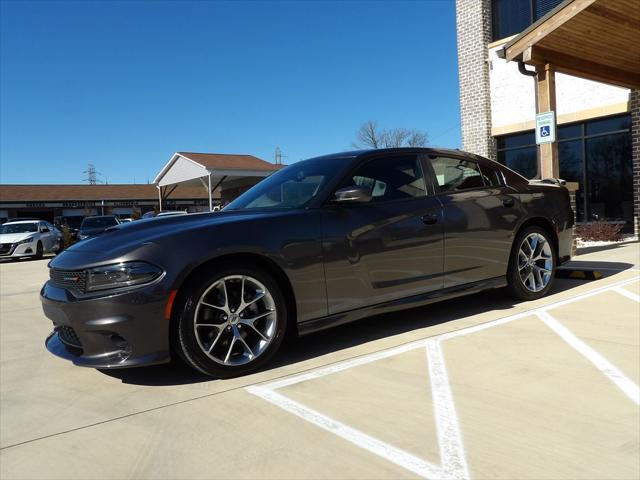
[4,220,40,224]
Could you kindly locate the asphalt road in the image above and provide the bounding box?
[1,242,639,479]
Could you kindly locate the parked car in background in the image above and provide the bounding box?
[42,148,573,378]
[77,215,119,240]
[1,220,63,259]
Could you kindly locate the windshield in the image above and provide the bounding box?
[81,217,118,229]
[226,157,348,210]
[0,223,38,234]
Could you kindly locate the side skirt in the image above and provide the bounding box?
[297,276,507,336]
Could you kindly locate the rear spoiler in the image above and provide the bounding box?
[530,178,567,186]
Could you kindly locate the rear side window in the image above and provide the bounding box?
[344,155,427,202]
[480,165,504,187]
[429,157,485,192]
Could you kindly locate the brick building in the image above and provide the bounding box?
[456,0,639,234]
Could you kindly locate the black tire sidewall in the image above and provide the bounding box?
[35,241,43,259]
[176,264,288,378]
[507,226,556,301]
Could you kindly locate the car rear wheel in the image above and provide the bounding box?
[506,226,556,301]
[175,265,288,378]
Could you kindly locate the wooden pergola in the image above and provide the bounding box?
[503,0,640,178]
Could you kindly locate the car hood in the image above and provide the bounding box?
[52,210,290,268]
[0,232,35,244]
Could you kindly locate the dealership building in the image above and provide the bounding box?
[456,0,639,233]
[0,152,281,224]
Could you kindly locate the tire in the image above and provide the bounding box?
[34,241,43,259]
[506,226,556,301]
[174,264,288,378]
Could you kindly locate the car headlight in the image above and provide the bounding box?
[86,262,163,292]
[15,237,34,245]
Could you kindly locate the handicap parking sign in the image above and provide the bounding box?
[535,111,556,144]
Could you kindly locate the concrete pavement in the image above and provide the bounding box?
[1,242,638,479]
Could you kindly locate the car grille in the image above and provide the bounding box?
[0,243,13,255]
[58,326,82,348]
[50,269,87,292]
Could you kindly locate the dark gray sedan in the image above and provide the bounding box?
[41,148,574,377]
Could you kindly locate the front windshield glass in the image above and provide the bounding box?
[0,223,38,234]
[81,217,118,229]
[226,157,348,210]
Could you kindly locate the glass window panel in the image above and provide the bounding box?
[534,0,564,20]
[345,155,426,202]
[585,115,631,136]
[498,147,537,179]
[559,140,584,222]
[586,132,632,223]
[492,0,531,40]
[430,157,484,192]
[558,123,581,140]
[497,131,535,149]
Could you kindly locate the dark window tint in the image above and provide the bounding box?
[480,165,503,187]
[492,0,563,41]
[497,147,537,179]
[558,123,582,140]
[559,140,584,221]
[585,115,631,136]
[586,132,632,222]
[344,155,426,202]
[430,157,485,192]
[492,0,531,40]
[496,131,535,149]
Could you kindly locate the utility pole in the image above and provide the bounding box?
[274,147,287,165]
[83,164,103,185]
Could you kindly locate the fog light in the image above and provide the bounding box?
[25,248,33,253]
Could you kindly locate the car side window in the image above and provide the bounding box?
[480,165,504,187]
[343,155,426,202]
[429,157,485,192]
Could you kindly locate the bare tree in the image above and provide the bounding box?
[406,129,428,147]
[352,120,382,149]
[353,121,427,149]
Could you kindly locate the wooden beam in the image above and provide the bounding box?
[536,64,559,179]
[523,46,640,89]
[505,0,597,62]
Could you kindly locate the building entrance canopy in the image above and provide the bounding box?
[153,152,282,211]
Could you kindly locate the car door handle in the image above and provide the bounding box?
[421,214,438,225]
[502,197,515,207]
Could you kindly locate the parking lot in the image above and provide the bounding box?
[1,242,638,480]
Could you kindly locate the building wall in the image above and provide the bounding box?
[488,44,631,135]
[631,89,640,236]
[455,0,495,160]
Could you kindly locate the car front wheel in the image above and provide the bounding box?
[175,265,288,378]
[506,226,556,301]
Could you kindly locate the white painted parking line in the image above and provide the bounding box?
[537,310,640,406]
[612,286,640,303]
[248,275,640,479]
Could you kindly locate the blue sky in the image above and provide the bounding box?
[0,0,460,184]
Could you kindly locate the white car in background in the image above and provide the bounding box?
[0,220,63,259]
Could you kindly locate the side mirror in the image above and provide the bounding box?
[333,185,372,204]
[41,227,50,233]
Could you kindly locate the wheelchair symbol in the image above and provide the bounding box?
[540,125,550,137]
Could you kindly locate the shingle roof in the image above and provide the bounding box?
[177,152,283,171]
[0,184,210,202]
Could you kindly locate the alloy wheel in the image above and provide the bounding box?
[193,275,277,366]
[517,232,553,292]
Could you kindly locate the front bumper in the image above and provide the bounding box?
[41,281,172,369]
[0,241,37,258]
